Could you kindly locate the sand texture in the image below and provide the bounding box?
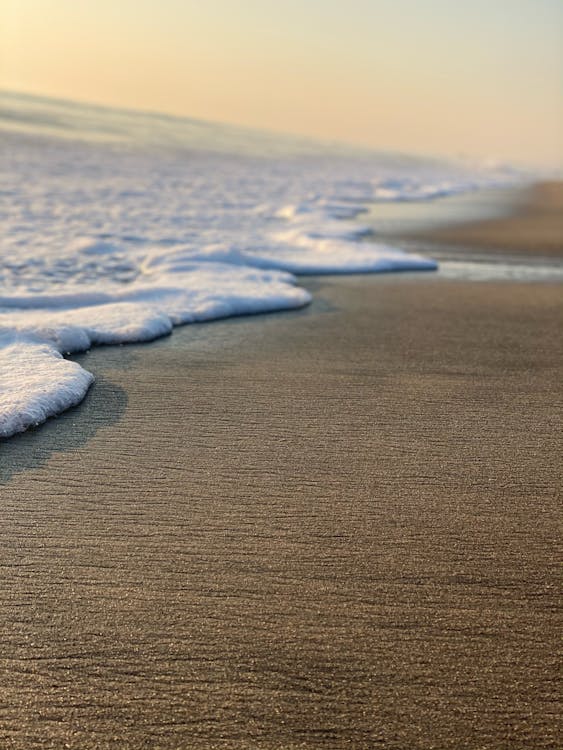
[1,184,562,749]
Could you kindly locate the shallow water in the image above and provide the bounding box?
[365,187,518,233]
[437,258,563,282]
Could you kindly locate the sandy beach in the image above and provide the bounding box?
[400,181,563,259]
[1,185,562,749]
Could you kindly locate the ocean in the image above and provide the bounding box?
[0,90,514,439]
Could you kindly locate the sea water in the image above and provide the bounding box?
[0,91,516,438]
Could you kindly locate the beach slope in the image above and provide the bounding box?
[1,185,562,749]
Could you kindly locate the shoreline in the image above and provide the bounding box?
[2,184,562,749]
[372,180,563,260]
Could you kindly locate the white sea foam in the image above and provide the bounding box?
[0,92,517,439]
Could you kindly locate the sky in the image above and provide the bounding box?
[2,0,563,165]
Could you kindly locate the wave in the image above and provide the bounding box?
[0,93,517,439]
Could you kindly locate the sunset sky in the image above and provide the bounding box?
[2,0,563,165]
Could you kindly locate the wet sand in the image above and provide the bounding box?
[1,186,562,749]
[403,180,563,258]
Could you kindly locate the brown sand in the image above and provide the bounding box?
[407,181,563,258]
[1,187,562,749]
